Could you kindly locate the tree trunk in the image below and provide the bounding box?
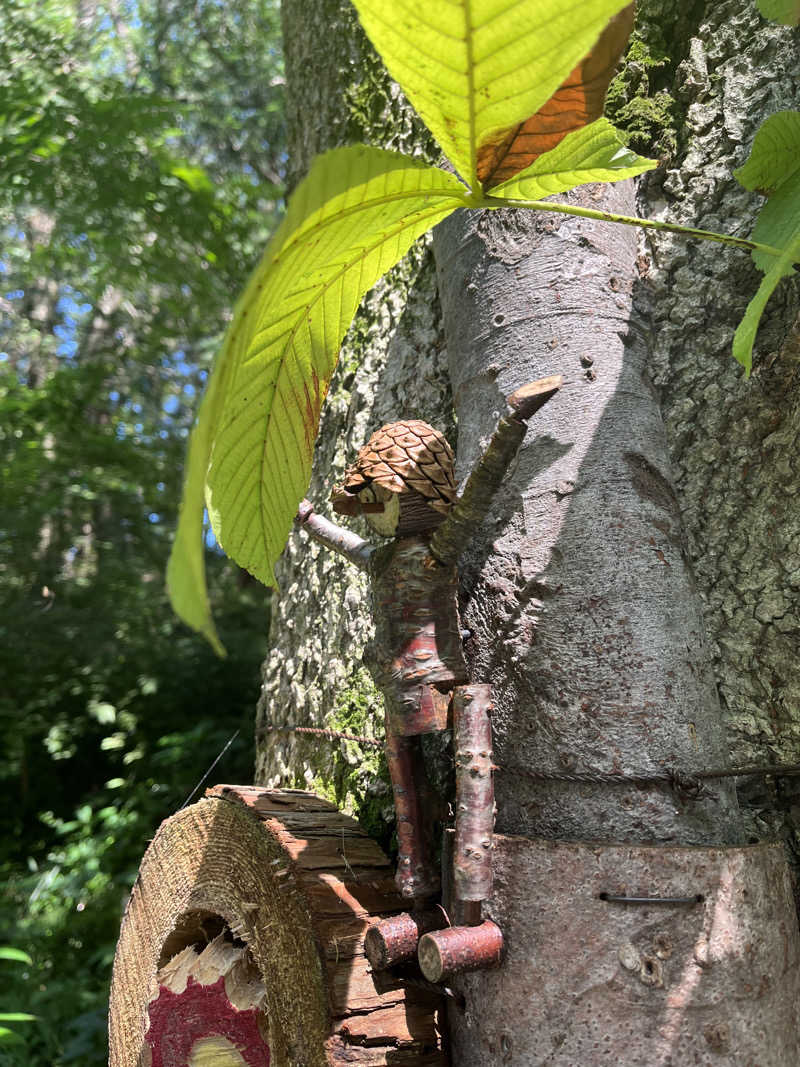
[633,0,800,861]
[434,187,741,847]
[255,0,800,1061]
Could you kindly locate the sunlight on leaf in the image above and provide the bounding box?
[733,231,800,373]
[486,118,654,201]
[169,164,215,194]
[353,0,635,189]
[477,5,634,189]
[756,0,800,24]
[0,948,32,965]
[169,146,464,646]
[734,111,800,198]
[205,147,463,584]
[167,355,230,657]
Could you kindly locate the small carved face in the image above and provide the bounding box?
[330,419,457,538]
[357,483,400,537]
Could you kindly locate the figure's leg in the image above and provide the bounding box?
[365,729,445,971]
[385,731,440,902]
[417,684,503,982]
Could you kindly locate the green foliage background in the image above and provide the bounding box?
[0,1,284,1062]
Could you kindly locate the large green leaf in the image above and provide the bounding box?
[486,118,655,201]
[729,111,800,371]
[756,0,800,25]
[166,353,230,657]
[749,169,800,272]
[352,0,634,188]
[733,230,800,373]
[734,111,800,199]
[168,146,464,642]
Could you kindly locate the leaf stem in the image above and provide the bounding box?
[479,194,788,261]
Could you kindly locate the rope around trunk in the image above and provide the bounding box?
[259,722,800,799]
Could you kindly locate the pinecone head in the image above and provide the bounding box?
[331,420,457,536]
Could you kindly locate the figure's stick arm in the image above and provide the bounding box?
[428,375,561,567]
[295,498,376,571]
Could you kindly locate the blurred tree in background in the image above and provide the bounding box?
[0,1,285,1062]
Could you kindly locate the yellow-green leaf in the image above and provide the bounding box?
[167,343,230,656]
[168,146,464,646]
[0,949,32,965]
[732,230,800,373]
[169,164,215,194]
[477,5,635,189]
[486,118,655,201]
[734,111,800,197]
[352,0,635,189]
[757,0,800,25]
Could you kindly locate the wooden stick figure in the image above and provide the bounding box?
[295,376,560,978]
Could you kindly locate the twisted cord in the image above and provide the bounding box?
[258,723,383,748]
[503,762,800,801]
[260,723,800,798]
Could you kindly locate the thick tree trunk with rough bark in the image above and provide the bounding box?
[255,0,800,1060]
[434,188,741,847]
[632,0,800,862]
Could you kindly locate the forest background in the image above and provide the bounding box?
[0,2,284,1063]
[3,0,799,1064]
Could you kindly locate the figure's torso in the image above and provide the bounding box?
[366,537,468,732]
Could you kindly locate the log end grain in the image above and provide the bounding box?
[110,785,446,1067]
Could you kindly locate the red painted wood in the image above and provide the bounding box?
[145,976,268,1066]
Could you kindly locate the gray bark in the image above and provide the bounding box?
[435,189,741,846]
[636,1,800,860]
[450,834,800,1066]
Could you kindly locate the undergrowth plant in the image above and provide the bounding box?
[168,0,800,652]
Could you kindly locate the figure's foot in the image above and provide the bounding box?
[417,920,503,983]
[364,909,447,971]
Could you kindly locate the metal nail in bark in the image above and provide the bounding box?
[295,375,561,977]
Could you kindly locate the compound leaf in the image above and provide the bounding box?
[477,5,635,189]
[168,146,464,645]
[353,0,637,189]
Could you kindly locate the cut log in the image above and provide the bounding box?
[109,786,446,1067]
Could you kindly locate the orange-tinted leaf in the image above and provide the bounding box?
[477,4,634,191]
